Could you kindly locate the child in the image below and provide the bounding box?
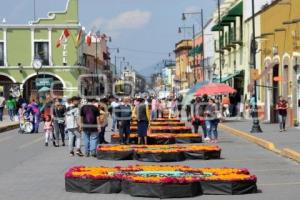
[44,115,53,146]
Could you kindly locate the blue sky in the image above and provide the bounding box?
[0,0,218,77]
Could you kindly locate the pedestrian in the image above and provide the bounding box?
[116,97,132,144]
[28,98,40,133]
[151,97,158,120]
[177,95,183,118]
[276,96,288,132]
[52,98,66,146]
[205,98,219,143]
[192,97,207,139]
[43,115,54,147]
[110,98,119,132]
[98,104,109,144]
[65,96,83,156]
[6,96,16,121]
[0,92,5,121]
[136,97,150,145]
[185,104,191,122]
[222,95,230,117]
[80,99,100,157]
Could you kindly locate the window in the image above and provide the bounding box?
[0,42,4,66]
[34,42,49,65]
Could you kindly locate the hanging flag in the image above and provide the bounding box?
[86,31,92,46]
[63,28,70,38]
[56,28,71,48]
[75,29,82,47]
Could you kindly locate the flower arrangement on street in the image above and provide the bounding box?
[65,166,118,180]
[65,165,257,183]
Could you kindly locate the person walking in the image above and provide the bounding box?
[136,97,150,145]
[6,96,16,121]
[52,98,66,146]
[151,97,158,120]
[80,99,100,157]
[116,97,132,144]
[276,96,288,132]
[177,95,183,118]
[192,97,207,139]
[27,98,40,133]
[110,98,119,132]
[43,115,54,147]
[0,93,5,121]
[205,98,219,143]
[65,96,83,156]
[98,104,108,144]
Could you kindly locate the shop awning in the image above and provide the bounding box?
[211,2,242,32]
[213,70,244,83]
[227,2,243,17]
[189,44,203,56]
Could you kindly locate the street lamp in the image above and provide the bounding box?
[108,47,120,76]
[182,9,205,80]
[250,0,263,133]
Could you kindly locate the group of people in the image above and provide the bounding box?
[191,95,221,143]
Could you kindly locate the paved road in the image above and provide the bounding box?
[0,122,300,200]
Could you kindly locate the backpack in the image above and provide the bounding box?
[84,106,96,124]
[65,106,78,129]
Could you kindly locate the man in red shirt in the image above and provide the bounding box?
[276,96,288,132]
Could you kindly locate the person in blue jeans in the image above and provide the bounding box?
[80,99,100,157]
[115,97,132,144]
[205,98,219,143]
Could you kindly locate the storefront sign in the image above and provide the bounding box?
[36,78,53,88]
[62,39,68,64]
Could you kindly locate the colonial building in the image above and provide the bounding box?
[258,0,300,125]
[174,39,193,92]
[211,0,245,96]
[0,0,85,100]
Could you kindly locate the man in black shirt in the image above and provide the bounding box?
[80,99,100,157]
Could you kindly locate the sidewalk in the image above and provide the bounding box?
[220,119,300,163]
[0,116,19,133]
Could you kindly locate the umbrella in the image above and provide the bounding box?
[38,86,50,93]
[194,83,236,96]
[187,81,209,94]
[182,81,209,106]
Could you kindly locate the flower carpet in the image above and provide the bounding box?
[65,165,257,197]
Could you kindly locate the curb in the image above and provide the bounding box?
[0,123,19,133]
[281,148,300,163]
[219,124,300,164]
[219,124,280,153]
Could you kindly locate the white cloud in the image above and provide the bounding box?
[107,10,152,31]
[90,10,152,32]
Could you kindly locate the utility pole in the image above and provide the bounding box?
[201,9,205,81]
[218,0,222,84]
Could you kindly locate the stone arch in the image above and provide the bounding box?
[21,72,66,89]
[0,72,17,83]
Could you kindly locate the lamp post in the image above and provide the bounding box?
[178,25,196,85]
[250,0,263,133]
[182,9,205,81]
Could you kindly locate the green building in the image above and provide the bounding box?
[0,0,85,100]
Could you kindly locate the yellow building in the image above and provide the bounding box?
[174,40,193,92]
[259,0,300,125]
